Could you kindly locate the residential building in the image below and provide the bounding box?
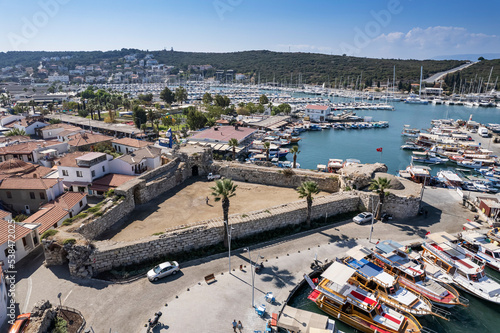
[48,75,69,84]
[305,105,331,122]
[111,137,152,154]
[187,125,256,145]
[0,114,24,128]
[110,146,162,175]
[89,174,135,196]
[0,212,41,267]
[56,151,113,193]
[37,123,83,139]
[4,117,48,135]
[0,177,64,214]
[0,159,56,181]
[0,265,7,328]
[65,132,113,152]
[0,140,68,164]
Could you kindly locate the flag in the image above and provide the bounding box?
[425,231,431,236]
[376,147,383,152]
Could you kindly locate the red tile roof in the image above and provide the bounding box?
[0,209,11,220]
[41,123,79,131]
[189,126,256,143]
[91,173,135,189]
[0,219,33,244]
[0,136,31,144]
[67,132,113,147]
[0,177,60,190]
[50,192,86,210]
[0,140,61,155]
[112,137,152,149]
[306,105,329,110]
[55,151,92,168]
[22,204,68,234]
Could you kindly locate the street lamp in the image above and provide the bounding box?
[225,221,234,274]
[243,247,255,308]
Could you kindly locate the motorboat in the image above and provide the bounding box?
[309,261,425,333]
[370,240,468,308]
[421,232,500,304]
[344,247,441,319]
[401,125,421,138]
[411,152,449,165]
[327,159,344,173]
[458,231,500,271]
[457,160,483,169]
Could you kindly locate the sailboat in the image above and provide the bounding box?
[405,67,429,104]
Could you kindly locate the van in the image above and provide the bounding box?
[478,127,489,138]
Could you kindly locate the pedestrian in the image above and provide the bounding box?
[238,320,243,332]
[232,319,237,332]
[206,196,209,205]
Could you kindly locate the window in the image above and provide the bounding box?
[6,191,11,199]
[39,192,45,200]
[62,170,68,176]
[30,192,35,199]
[76,171,83,177]
[33,232,39,245]
[91,170,95,178]
[79,201,83,207]
[22,237,27,247]
[102,166,105,172]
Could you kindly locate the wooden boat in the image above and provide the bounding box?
[421,232,500,304]
[310,262,424,333]
[458,231,500,271]
[369,240,467,308]
[343,247,444,319]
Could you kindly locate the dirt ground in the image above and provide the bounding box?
[104,177,328,242]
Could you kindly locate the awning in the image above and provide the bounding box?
[426,231,458,244]
[320,262,356,285]
[346,245,372,261]
[277,306,328,332]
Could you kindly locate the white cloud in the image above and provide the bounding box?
[370,26,499,58]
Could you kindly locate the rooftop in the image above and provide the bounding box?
[306,105,329,110]
[0,219,34,244]
[0,177,60,190]
[112,137,152,149]
[56,151,104,168]
[116,146,161,165]
[0,140,61,155]
[45,114,138,135]
[23,204,68,234]
[66,132,113,147]
[188,126,256,143]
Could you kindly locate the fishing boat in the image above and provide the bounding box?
[309,261,425,333]
[343,247,442,319]
[400,143,424,151]
[458,231,500,271]
[405,165,431,185]
[369,240,468,308]
[421,232,500,304]
[411,151,449,165]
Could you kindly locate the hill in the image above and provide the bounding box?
[0,49,468,85]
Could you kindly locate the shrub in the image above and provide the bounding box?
[13,214,28,222]
[87,206,101,213]
[105,189,115,197]
[152,232,164,236]
[63,238,76,245]
[41,229,58,239]
[282,169,294,177]
[94,212,103,217]
[52,317,68,333]
[75,212,88,219]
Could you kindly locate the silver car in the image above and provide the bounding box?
[353,212,373,225]
[147,261,180,282]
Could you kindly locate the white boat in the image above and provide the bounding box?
[401,125,420,137]
[411,151,449,164]
[459,231,500,272]
[327,159,343,173]
[421,232,500,304]
[457,160,482,169]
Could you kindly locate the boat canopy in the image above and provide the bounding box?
[321,262,356,285]
[346,245,372,261]
[376,240,404,254]
[426,231,458,244]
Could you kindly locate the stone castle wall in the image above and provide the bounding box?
[212,162,340,192]
[357,191,421,219]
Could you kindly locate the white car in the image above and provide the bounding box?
[147,261,180,282]
[353,212,373,225]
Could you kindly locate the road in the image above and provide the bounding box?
[423,62,478,83]
[13,187,479,332]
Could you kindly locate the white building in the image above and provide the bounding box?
[305,105,331,122]
[111,137,152,154]
[56,152,112,193]
[48,75,69,84]
[109,146,162,175]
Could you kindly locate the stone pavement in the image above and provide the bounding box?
[14,187,482,332]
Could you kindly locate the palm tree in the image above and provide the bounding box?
[210,179,238,248]
[290,145,300,168]
[5,128,26,136]
[296,181,320,227]
[263,141,271,161]
[369,177,392,220]
[228,138,238,160]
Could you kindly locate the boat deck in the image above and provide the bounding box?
[372,304,404,331]
[428,243,478,273]
[350,259,396,287]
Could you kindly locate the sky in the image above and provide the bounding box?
[0,0,499,60]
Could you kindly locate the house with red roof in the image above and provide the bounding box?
[305,105,331,122]
[111,137,153,154]
[0,210,41,266]
[65,132,114,152]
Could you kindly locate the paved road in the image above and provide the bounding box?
[14,187,479,332]
[423,62,478,83]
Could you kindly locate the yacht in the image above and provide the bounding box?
[310,261,425,333]
[458,231,500,271]
[421,232,500,304]
[411,151,449,165]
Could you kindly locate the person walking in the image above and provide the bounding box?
[237,320,243,332]
[206,196,209,205]
[232,319,238,332]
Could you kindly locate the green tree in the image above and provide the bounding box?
[278,103,291,115]
[186,108,207,130]
[228,138,238,160]
[175,87,188,104]
[478,56,485,61]
[214,94,230,107]
[290,145,300,168]
[5,128,26,136]
[132,106,147,129]
[296,181,320,227]
[263,141,271,161]
[369,177,392,220]
[202,92,213,105]
[160,87,175,104]
[210,178,238,248]
[259,94,269,104]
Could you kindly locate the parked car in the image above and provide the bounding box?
[207,173,221,181]
[147,261,180,282]
[353,212,373,225]
[9,313,31,333]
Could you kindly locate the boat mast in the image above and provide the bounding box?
[419,66,423,98]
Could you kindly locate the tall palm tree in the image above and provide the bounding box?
[296,181,320,227]
[369,177,392,220]
[263,141,271,161]
[228,138,238,160]
[5,128,26,136]
[290,145,300,168]
[210,179,238,248]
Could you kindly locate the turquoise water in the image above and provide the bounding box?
[287,99,500,175]
[288,268,500,333]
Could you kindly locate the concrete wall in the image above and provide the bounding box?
[212,162,340,193]
[357,191,421,219]
[87,192,359,275]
